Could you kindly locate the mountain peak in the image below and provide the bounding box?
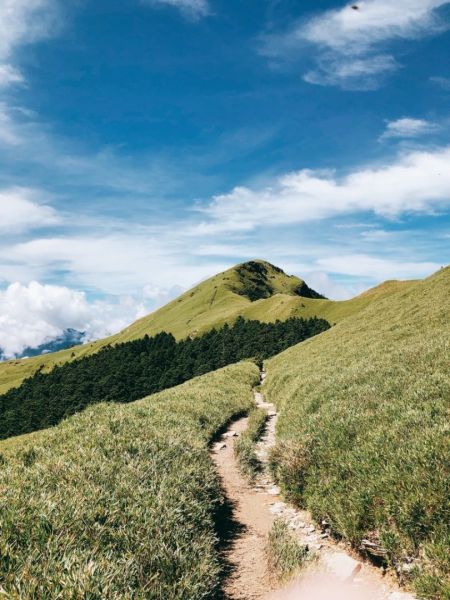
[228,259,326,301]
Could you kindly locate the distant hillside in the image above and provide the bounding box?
[0,260,414,393]
[0,316,329,440]
[265,265,450,598]
[0,329,85,361]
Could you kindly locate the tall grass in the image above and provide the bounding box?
[267,518,308,582]
[265,267,450,599]
[0,362,259,599]
[234,407,267,479]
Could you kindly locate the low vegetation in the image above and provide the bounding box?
[266,266,450,599]
[234,407,267,479]
[0,316,329,440]
[0,362,259,599]
[267,518,308,582]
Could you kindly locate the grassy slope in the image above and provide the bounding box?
[265,266,450,598]
[0,361,260,599]
[0,260,414,394]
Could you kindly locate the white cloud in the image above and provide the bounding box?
[263,0,450,89]
[360,228,391,241]
[303,54,397,90]
[0,0,59,60]
[316,254,440,279]
[430,75,450,90]
[5,233,230,294]
[380,117,440,139]
[142,283,184,303]
[141,0,209,19]
[0,102,22,144]
[0,187,60,233]
[0,64,23,87]
[196,146,450,233]
[0,0,59,88]
[303,271,366,300]
[0,281,154,359]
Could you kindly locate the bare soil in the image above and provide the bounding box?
[211,414,277,599]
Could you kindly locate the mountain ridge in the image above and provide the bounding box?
[0,259,416,393]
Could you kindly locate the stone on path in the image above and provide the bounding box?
[323,552,362,581]
[224,431,238,438]
[269,502,285,514]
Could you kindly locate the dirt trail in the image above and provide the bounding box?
[211,413,278,599]
[211,372,416,600]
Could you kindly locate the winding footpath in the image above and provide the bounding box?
[211,371,417,600]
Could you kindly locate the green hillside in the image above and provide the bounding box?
[265,266,450,598]
[0,362,260,598]
[0,316,329,440]
[0,260,414,394]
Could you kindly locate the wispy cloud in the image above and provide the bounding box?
[0,64,23,88]
[430,75,450,90]
[0,187,60,234]
[141,0,210,19]
[380,117,440,139]
[0,0,60,87]
[262,1,450,89]
[3,145,448,301]
[316,254,439,279]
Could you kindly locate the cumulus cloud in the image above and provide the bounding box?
[380,117,440,139]
[0,280,180,359]
[262,0,450,89]
[196,146,450,233]
[141,0,210,19]
[0,187,60,233]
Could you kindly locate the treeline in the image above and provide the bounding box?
[0,316,329,440]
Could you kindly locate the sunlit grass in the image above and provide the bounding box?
[234,407,267,480]
[0,362,260,599]
[0,261,411,394]
[266,266,450,599]
[267,518,308,582]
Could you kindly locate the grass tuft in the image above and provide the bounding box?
[267,518,308,582]
[234,407,267,480]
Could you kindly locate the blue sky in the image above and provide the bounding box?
[0,0,450,355]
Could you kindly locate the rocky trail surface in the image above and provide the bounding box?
[210,371,417,600]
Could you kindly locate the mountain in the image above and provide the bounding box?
[1,329,85,361]
[0,263,447,598]
[0,260,414,394]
